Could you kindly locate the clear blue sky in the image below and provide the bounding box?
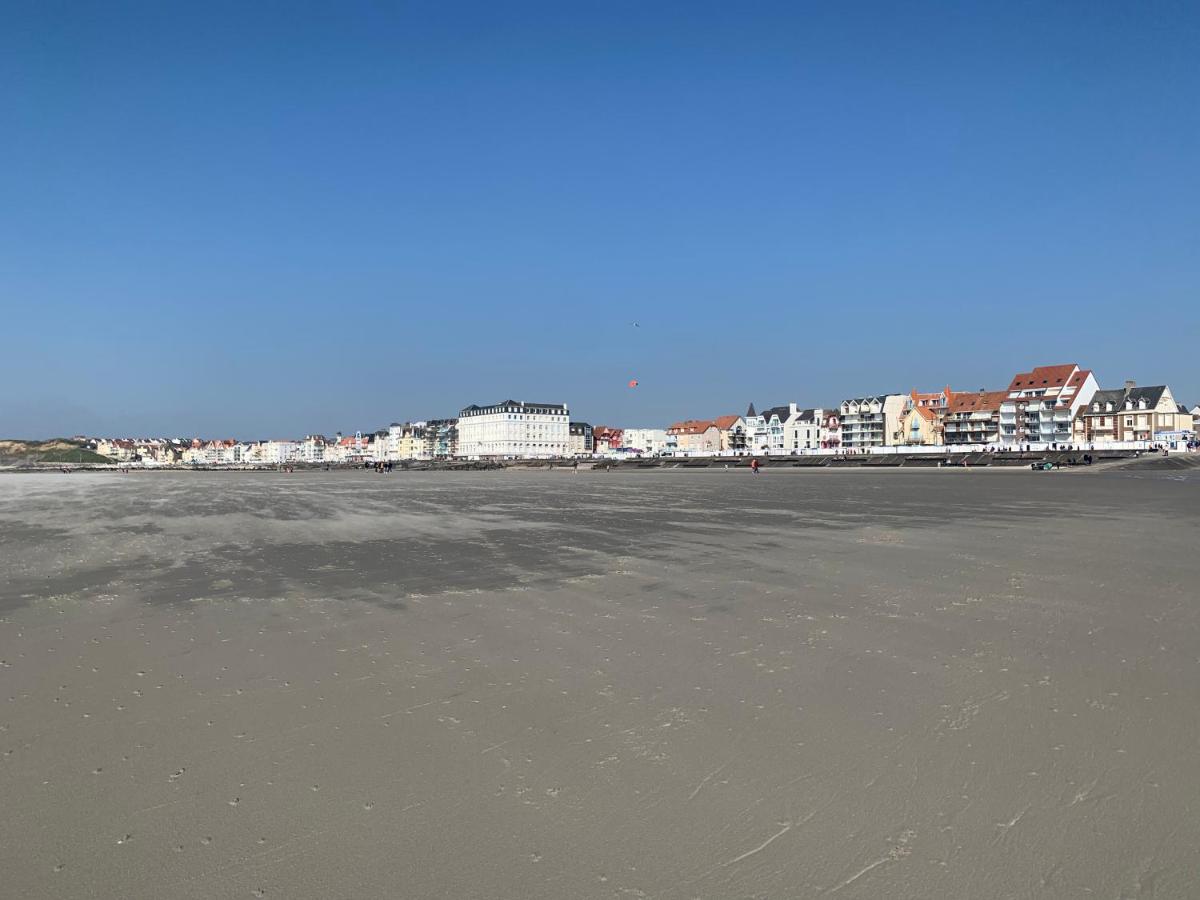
[2,2,1197,437]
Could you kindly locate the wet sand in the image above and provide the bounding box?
[2,468,1198,898]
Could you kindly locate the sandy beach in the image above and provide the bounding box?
[2,467,1198,898]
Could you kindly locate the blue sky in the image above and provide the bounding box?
[2,2,1197,437]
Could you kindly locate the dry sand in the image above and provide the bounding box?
[1,467,1198,898]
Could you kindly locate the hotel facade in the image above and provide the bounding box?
[457,400,570,458]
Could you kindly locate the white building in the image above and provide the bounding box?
[999,363,1098,447]
[783,406,835,451]
[839,395,908,449]
[257,440,299,464]
[457,400,569,458]
[299,435,328,463]
[621,428,669,455]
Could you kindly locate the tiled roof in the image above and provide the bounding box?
[1086,385,1168,411]
[947,391,1008,414]
[668,419,715,434]
[1007,364,1078,391]
[712,415,743,430]
[910,386,953,405]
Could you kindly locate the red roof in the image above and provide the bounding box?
[910,386,953,406]
[1007,364,1078,391]
[667,419,716,435]
[712,415,742,430]
[947,390,1008,414]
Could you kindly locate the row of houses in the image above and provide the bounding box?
[603,363,1196,457]
[93,421,462,466]
[87,367,1199,465]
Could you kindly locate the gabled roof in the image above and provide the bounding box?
[761,405,791,423]
[910,386,953,405]
[1086,385,1168,410]
[668,419,716,435]
[1007,364,1078,391]
[1066,369,1093,390]
[712,414,744,430]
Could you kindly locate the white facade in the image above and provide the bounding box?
[783,406,832,451]
[621,428,669,455]
[839,395,907,449]
[457,400,569,458]
[999,364,1098,446]
[259,440,299,464]
[299,435,327,463]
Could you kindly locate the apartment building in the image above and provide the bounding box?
[666,420,720,454]
[622,428,669,455]
[422,419,459,459]
[838,394,907,449]
[568,422,593,456]
[941,390,1007,445]
[999,364,1098,446]
[712,415,747,453]
[898,386,957,445]
[783,407,834,451]
[457,401,568,458]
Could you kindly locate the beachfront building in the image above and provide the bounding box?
[381,423,408,461]
[592,426,623,454]
[1073,383,1191,444]
[713,415,747,453]
[568,422,593,456]
[622,428,669,455]
[328,432,363,464]
[389,423,427,460]
[783,407,832,452]
[838,394,907,449]
[741,405,769,452]
[941,390,1007,445]
[999,364,1098,447]
[1192,405,1200,432]
[457,400,568,458]
[422,419,458,459]
[259,439,299,464]
[666,419,720,454]
[896,404,940,445]
[95,438,137,461]
[760,406,791,453]
[818,411,840,449]
[299,435,328,463]
[898,386,957,445]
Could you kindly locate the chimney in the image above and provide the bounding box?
[1124,379,1136,390]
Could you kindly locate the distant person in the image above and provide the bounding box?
[750,458,760,475]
